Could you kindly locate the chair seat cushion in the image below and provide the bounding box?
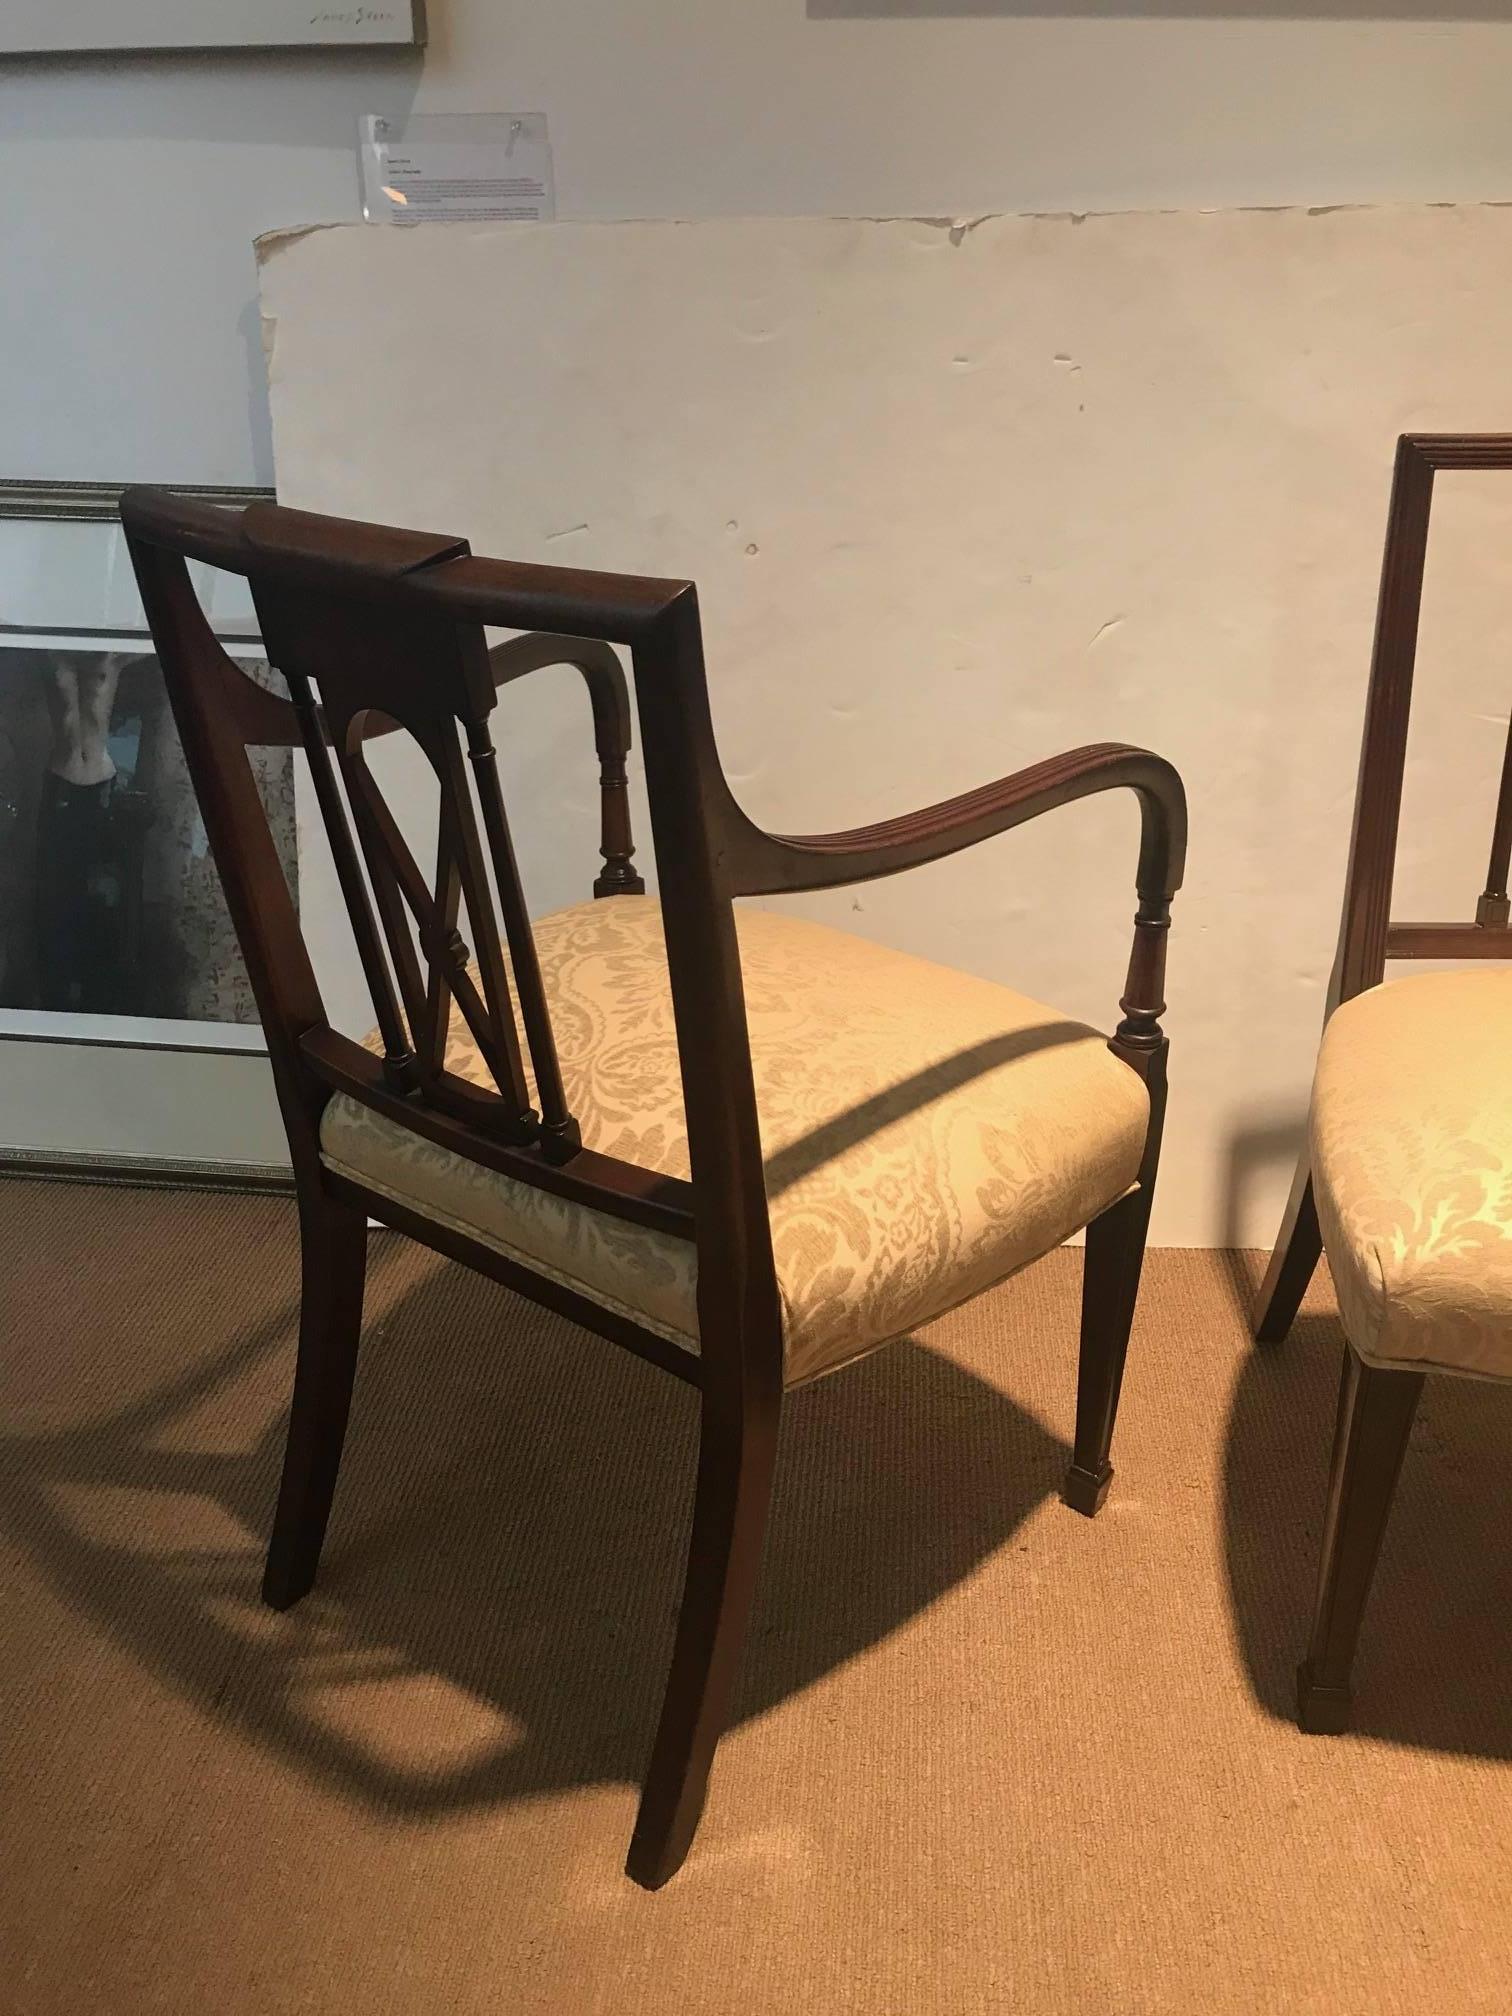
[1311,967,1512,1380]
[319,896,1148,1385]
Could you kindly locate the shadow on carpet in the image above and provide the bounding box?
[1,1240,1069,1817]
[1219,1249,1512,1762]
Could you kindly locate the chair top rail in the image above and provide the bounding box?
[121,487,691,646]
[1402,433,1512,471]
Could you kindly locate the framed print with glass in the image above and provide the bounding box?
[0,2,424,53]
[0,481,294,1184]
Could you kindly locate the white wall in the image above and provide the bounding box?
[260,207,1512,1248]
[6,0,1512,487]
[6,0,1512,1186]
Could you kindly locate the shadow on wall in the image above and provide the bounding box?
[0,1223,1070,1817]
[1219,1107,1308,1258]
[811,0,1504,17]
[1218,1246,1512,1763]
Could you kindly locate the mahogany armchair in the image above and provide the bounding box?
[1256,436,1512,1735]
[122,487,1186,1887]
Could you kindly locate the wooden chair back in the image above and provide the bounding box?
[118,492,776,1337]
[1330,433,1512,1011]
[1255,434,1512,1342]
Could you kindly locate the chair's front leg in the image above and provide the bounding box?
[1065,1040,1168,1516]
[626,1383,781,1889]
[1064,895,1172,1516]
[1297,1347,1423,1733]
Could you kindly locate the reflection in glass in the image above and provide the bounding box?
[0,648,296,1020]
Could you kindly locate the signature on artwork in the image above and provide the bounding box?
[309,6,397,23]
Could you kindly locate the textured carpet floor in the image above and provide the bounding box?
[3,1179,1511,2015]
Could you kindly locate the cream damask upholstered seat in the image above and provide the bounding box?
[1310,967,1512,1383]
[321,896,1150,1387]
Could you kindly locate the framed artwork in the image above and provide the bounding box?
[0,480,295,1053]
[0,1,424,54]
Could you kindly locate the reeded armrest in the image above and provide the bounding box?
[725,743,1187,903]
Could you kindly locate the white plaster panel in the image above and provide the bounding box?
[258,207,1512,1245]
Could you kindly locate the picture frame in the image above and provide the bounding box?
[0,477,302,1186]
[0,1,425,55]
[0,477,292,1058]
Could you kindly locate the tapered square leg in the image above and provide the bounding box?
[1296,1348,1423,1733]
[1063,1182,1153,1519]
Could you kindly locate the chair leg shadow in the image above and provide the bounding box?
[2,1243,1072,1821]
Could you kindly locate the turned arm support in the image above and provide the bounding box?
[485,635,644,896]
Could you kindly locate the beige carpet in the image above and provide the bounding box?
[3,1179,1510,2015]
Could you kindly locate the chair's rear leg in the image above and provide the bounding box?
[626,1398,780,1890]
[263,1189,368,1612]
[1296,1348,1423,1733]
[1254,1156,1323,1344]
[1063,1182,1155,1517]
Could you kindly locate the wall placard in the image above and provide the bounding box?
[360,114,555,226]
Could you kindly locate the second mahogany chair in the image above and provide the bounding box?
[1257,434,1512,1736]
[123,487,1186,1886]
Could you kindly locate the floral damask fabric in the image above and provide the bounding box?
[1311,968,1512,1380]
[320,897,1149,1386]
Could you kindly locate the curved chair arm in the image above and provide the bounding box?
[724,740,1186,1067]
[724,742,1186,906]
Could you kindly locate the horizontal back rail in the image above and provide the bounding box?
[322,1165,701,1385]
[123,489,691,641]
[1382,922,1512,960]
[303,1029,696,1236]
